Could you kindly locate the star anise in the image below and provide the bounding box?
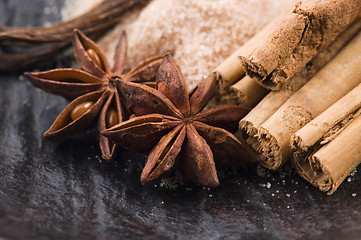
[102,53,259,187]
[25,29,162,161]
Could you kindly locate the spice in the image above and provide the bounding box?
[238,17,361,169]
[239,0,361,90]
[220,75,269,108]
[214,14,285,107]
[243,29,361,170]
[291,83,361,194]
[215,13,285,90]
[102,54,258,187]
[25,29,162,161]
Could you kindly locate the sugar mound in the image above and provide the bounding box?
[63,0,297,89]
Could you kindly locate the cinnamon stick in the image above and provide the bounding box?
[240,27,361,170]
[291,83,361,194]
[239,19,361,162]
[221,75,268,107]
[214,13,286,92]
[239,0,361,90]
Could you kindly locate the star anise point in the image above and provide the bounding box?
[26,30,163,161]
[103,54,257,187]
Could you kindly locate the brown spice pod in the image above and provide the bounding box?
[102,114,181,153]
[25,69,104,100]
[44,90,110,140]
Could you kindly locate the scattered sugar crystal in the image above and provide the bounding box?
[352,193,357,197]
[348,177,352,182]
[266,182,271,189]
[350,168,357,176]
[286,194,290,198]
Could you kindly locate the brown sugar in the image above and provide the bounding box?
[63,0,297,90]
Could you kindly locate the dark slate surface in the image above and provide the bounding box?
[1,1,361,239]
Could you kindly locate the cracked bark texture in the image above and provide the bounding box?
[291,83,361,195]
[238,18,361,170]
[239,0,361,90]
[248,30,361,170]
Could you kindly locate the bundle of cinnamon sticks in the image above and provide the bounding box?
[216,0,361,194]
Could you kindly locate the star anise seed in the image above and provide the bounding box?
[25,29,162,161]
[102,53,259,187]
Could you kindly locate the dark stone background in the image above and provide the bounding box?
[1,1,361,239]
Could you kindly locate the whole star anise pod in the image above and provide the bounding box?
[102,53,259,187]
[25,29,162,161]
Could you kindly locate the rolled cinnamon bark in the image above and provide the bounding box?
[239,0,361,90]
[241,29,361,170]
[219,75,268,107]
[239,19,361,162]
[214,14,286,92]
[291,84,361,194]
[238,73,308,151]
